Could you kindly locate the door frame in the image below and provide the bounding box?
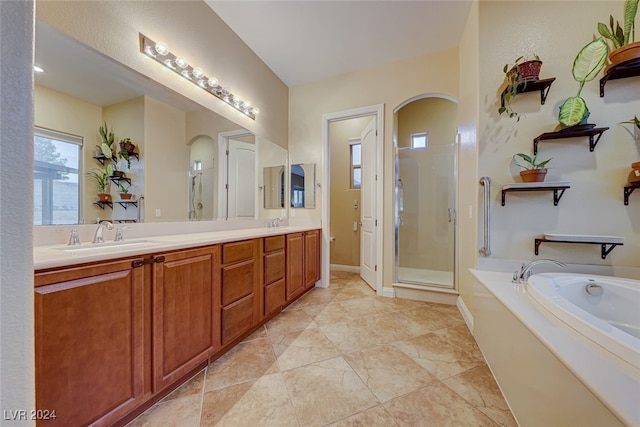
[321,104,384,295]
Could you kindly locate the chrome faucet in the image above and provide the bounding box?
[68,229,81,246]
[513,259,567,284]
[114,226,130,242]
[92,220,114,244]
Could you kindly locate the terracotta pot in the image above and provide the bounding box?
[608,41,640,69]
[97,193,111,202]
[120,193,133,200]
[510,60,542,81]
[520,169,547,183]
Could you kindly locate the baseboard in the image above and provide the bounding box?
[330,264,359,273]
[457,296,474,333]
[392,283,459,305]
[381,286,395,298]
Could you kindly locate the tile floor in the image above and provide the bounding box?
[128,271,517,427]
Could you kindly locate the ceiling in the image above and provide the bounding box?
[205,0,472,87]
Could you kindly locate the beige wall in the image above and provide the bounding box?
[34,85,103,222]
[290,47,460,289]
[397,97,457,148]
[329,117,371,267]
[36,0,288,148]
[478,1,639,267]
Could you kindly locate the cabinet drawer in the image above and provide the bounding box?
[264,251,285,285]
[222,240,254,264]
[264,279,285,317]
[221,260,255,306]
[264,235,285,252]
[221,294,254,345]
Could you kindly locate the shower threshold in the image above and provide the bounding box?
[397,267,453,288]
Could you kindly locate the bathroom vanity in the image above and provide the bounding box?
[33,227,320,426]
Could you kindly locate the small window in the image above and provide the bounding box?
[350,142,362,189]
[34,127,82,225]
[411,132,428,148]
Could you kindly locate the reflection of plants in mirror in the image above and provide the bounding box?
[118,138,136,169]
[621,115,640,130]
[513,153,552,170]
[558,38,608,127]
[98,122,116,160]
[117,182,129,194]
[86,169,109,193]
[106,163,124,177]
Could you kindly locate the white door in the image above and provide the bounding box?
[227,139,256,219]
[360,118,377,289]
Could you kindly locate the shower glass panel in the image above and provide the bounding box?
[396,143,455,288]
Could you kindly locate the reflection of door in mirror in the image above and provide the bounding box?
[188,136,215,221]
[218,132,257,220]
[290,163,316,209]
[264,166,285,209]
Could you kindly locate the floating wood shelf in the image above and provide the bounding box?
[534,238,623,260]
[501,182,570,206]
[624,181,640,205]
[533,126,609,154]
[599,58,640,97]
[500,77,556,107]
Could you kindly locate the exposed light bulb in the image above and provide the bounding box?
[175,56,188,69]
[207,77,218,87]
[197,79,207,88]
[154,42,169,56]
[163,58,174,68]
[181,69,191,79]
[33,65,44,73]
[144,45,156,57]
[192,67,204,78]
[252,107,260,115]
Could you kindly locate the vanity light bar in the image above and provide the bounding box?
[139,34,259,120]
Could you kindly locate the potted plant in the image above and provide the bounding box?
[621,114,640,140]
[106,162,125,179]
[86,169,111,201]
[117,182,133,200]
[514,152,552,182]
[598,0,639,68]
[499,55,542,120]
[118,138,137,169]
[558,38,609,127]
[98,122,116,161]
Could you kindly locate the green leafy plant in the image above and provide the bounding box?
[98,122,116,160]
[558,38,609,127]
[621,115,640,130]
[597,0,638,50]
[118,138,136,169]
[86,169,109,193]
[499,55,542,120]
[513,153,552,170]
[117,182,129,194]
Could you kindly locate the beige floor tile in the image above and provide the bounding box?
[301,301,352,325]
[272,326,340,371]
[296,287,342,307]
[320,319,384,353]
[241,325,267,342]
[264,306,317,342]
[444,364,518,427]
[334,285,376,301]
[201,373,298,427]
[393,333,483,380]
[127,394,201,427]
[328,405,398,426]
[401,305,464,332]
[384,382,499,427]
[434,324,484,360]
[164,369,205,402]
[282,356,378,427]
[204,338,278,391]
[374,295,431,311]
[337,296,396,318]
[344,344,437,402]
[367,311,436,341]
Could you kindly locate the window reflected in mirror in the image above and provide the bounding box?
[290,163,315,209]
[264,165,285,209]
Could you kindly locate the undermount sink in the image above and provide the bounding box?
[55,240,162,254]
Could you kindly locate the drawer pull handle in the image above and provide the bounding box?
[131,256,165,268]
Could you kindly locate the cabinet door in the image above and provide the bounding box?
[35,259,144,427]
[305,230,320,289]
[264,238,286,317]
[286,233,304,300]
[152,246,219,392]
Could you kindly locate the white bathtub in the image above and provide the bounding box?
[528,273,640,371]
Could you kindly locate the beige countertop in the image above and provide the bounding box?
[34,226,318,270]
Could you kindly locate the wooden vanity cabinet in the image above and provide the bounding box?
[263,235,286,317]
[304,229,321,289]
[151,246,219,392]
[218,239,260,347]
[34,258,146,427]
[286,232,305,301]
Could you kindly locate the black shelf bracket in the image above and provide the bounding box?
[533,127,609,154]
[624,183,639,205]
[500,77,556,108]
[599,58,640,97]
[116,201,138,210]
[534,238,623,260]
[108,176,131,185]
[501,185,569,206]
[94,201,113,210]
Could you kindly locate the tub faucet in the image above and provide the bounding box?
[92,220,114,244]
[513,259,566,284]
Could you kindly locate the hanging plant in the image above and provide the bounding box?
[558,38,609,127]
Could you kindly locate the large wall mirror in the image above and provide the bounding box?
[33,20,287,225]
